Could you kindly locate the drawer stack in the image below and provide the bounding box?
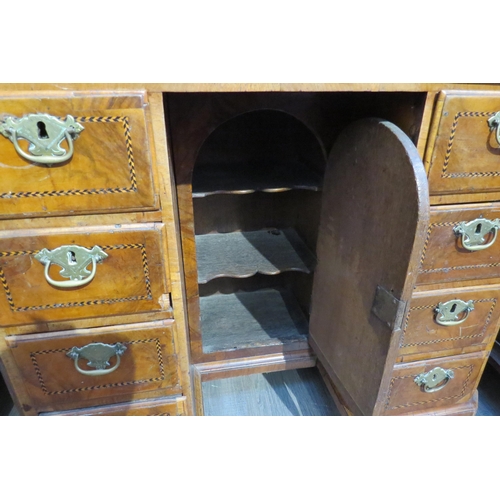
[0,92,191,415]
[382,91,500,415]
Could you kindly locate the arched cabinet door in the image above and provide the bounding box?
[309,118,430,416]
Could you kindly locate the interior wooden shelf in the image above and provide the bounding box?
[200,288,309,353]
[192,162,323,198]
[195,228,316,284]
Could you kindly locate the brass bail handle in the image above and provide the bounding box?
[435,299,474,326]
[0,113,84,165]
[34,245,108,289]
[67,342,127,377]
[488,111,500,146]
[454,217,500,251]
[414,367,454,393]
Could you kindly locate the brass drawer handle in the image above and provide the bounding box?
[435,299,474,326]
[0,113,84,165]
[35,245,108,289]
[67,342,127,376]
[414,367,454,393]
[454,217,500,251]
[488,111,500,146]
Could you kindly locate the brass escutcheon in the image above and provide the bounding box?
[488,111,500,146]
[67,342,127,376]
[414,367,454,393]
[454,217,500,251]
[35,245,108,289]
[435,299,474,326]
[0,113,84,165]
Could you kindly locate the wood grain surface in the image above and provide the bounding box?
[397,284,500,361]
[202,367,340,416]
[7,320,181,413]
[200,288,309,353]
[382,351,488,416]
[42,396,186,416]
[0,223,171,329]
[427,91,500,200]
[196,228,315,283]
[0,93,157,219]
[417,203,500,286]
[309,118,430,416]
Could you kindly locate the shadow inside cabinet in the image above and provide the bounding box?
[0,370,14,416]
[202,367,342,416]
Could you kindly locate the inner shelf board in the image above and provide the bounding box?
[192,162,323,198]
[200,288,309,353]
[196,228,316,283]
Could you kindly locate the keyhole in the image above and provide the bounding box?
[67,251,77,265]
[450,303,457,313]
[432,374,437,380]
[37,121,49,139]
[475,223,482,234]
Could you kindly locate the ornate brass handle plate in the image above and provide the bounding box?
[488,111,500,146]
[414,367,454,393]
[35,245,108,288]
[0,113,84,165]
[435,299,474,326]
[454,217,500,251]
[67,342,127,376]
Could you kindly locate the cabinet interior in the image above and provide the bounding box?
[165,91,427,364]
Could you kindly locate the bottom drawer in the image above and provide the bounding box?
[42,396,187,416]
[7,320,181,412]
[381,351,487,416]
[401,390,478,416]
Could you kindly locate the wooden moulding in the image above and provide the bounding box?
[200,288,309,353]
[149,93,195,416]
[0,84,499,93]
[41,396,187,416]
[195,228,316,283]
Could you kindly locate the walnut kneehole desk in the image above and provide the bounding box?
[0,84,499,416]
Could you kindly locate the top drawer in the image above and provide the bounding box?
[427,91,500,200]
[0,93,157,219]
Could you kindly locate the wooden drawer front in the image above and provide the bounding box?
[0,224,170,328]
[401,390,478,416]
[43,396,187,416]
[427,91,500,198]
[0,93,156,219]
[7,321,181,412]
[382,352,486,416]
[418,204,500,285]
[399,286,500,358]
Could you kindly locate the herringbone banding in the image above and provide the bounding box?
[441,111,497,178]
[0,244,152,312]
[0,116,138,199]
